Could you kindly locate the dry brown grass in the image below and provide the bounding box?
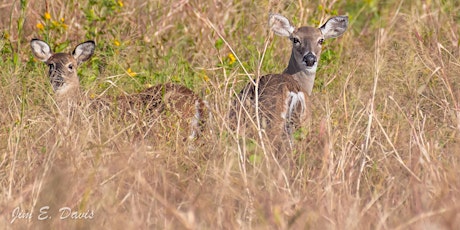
[1,0,460,229]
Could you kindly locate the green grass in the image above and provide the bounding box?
[1,0,460,229]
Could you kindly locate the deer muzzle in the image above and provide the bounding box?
[303,52,317,67]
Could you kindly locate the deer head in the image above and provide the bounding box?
[269,13,348,95]
[31,39,95,99]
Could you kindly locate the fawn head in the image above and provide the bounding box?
[268,13,348,75]
[31,39,95,97]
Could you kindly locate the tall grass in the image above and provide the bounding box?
[1,0,459,229]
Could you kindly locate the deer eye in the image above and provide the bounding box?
[318,38,325,45]
[68,64,73,70]
[291,37,300,45]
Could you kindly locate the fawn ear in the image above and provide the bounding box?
[269,13,295,37]
[72,40,95,65]
[31,39,52,62]
[320,16,349,39]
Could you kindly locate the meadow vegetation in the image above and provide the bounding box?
[1,0,459,229]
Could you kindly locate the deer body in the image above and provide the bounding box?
[232,13,348,149]
[31,39,206,139]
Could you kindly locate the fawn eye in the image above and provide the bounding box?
[318,38,324,45]
[291,37,300,45]
[68,64,73,70]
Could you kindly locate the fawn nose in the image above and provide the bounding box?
[303,52,317,67]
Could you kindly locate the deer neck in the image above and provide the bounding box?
[55,82,81,112]
[283,57,316,96]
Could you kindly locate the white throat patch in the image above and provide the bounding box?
[55,83,71,96]
[305,62,318,75]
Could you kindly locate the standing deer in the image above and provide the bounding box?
[30,39,206,139]
[231,13,348,151]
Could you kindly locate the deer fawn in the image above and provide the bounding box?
[231,13,348,151]
[30,39,206,139]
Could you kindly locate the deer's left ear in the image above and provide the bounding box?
[320,16,348,39]
[72,40,95,65]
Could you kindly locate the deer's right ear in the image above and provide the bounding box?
[30,39,52,62]
[268,13,295,37]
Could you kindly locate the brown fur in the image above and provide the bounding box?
[231,74,310,151]
[112,83,207,138]
[31,39,206,140]
[230,14,348,153]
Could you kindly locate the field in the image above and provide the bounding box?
[1,0,460,229]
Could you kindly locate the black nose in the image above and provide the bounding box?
[303,52,317,67]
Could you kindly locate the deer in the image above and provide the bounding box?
[231,13,348,152]
[30,39,207,140]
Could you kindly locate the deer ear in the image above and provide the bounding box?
[269,13,295,37]
[31,39,52,62]
[72,40,95,65]
[320,15,348,39]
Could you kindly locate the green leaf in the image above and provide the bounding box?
[214,38,224,50]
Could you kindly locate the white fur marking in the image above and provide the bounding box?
[305,63,318,75]
[189,100,201,140]
[281,93,291,120]
[281,91,306,122]
[55,83,72,96]
[287,92,306,121]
